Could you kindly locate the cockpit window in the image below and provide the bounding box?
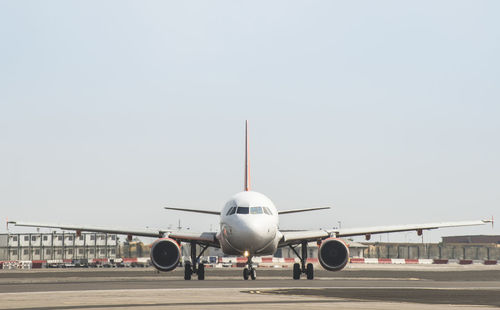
[250,207,263,214]
[236,207,249,214]
[226,206,236,216]
[263,207,272,215]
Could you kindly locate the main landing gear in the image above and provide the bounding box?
[243,256,257,280]
[289,241,314,280]
[184,241,208,280]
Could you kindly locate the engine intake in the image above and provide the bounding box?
[318,238,349,271]
[150,238,181,272]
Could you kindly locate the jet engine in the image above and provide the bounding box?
[318,238,349,271]
[150,238,181,272]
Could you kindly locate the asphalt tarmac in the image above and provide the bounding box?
[1,265,499,309]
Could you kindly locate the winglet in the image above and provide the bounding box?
[482,216,494,228]
[244,120,250,191]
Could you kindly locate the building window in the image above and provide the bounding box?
[58,236,63,241]
[100,249,106,254]
[46,249,52,255]
[78,249,84,255]
[57,249,62,255]
[110,235,116,241]
[111,249,116,254]
[34,249,40,255]
[68,249,73,255]
[11,236,18,242]
[67,236,73,241]
[23,249,28,255]
[79,236,84,241]
[31,236,37,242]
[90,235,95,241]
[12,250,18,256]
[24,236,29,241]
[89,249,95,254]
[43,236,48,241]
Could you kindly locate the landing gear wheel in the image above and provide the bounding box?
[250,268,256,280]
[293,263,301,280]
[184,262,192,280]
[243,268,249,280]
[197,263,205,280]
[306,263,314,280]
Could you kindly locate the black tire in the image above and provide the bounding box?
[184,262,192,280]
[293,263,301,280]
[243,268,249,280]
[250,268,256,280]
[197,263,205,280]
[306,263,314,280]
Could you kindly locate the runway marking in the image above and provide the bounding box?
[1,286,499,296]
[0,300,361,310]
[262,287,500,308]
[0,276,424,285]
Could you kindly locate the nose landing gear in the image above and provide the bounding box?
[243,256,257,280]
[289,240,314,280]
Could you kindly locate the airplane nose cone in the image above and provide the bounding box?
[229,218,275,252]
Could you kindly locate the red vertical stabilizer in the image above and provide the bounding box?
[244,120,250,191]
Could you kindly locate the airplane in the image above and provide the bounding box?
[7,121,493,280]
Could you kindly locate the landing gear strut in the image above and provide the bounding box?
[243,256,257,280]
[289,240,314,280]
[184,241,208,280]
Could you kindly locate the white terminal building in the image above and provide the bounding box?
[0,232,118,261]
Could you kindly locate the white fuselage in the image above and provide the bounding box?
[217,191,282,256]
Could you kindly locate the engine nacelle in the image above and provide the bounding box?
[318,238,349,272]
[150,238,181,272]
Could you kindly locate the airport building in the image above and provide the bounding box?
[358,235,500,260]
[442,235,500,244]
[0,232,118,261]
[2,232,499,262]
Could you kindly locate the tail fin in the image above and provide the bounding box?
[244,120,250,191]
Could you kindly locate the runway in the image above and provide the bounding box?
[1,265,499,309]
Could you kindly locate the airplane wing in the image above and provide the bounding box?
[7,220,219,247]
[7,221,167,238]
[168,231,219,247]
[278,206,331,215]
[334,220,492,238]
[278,219,492,247]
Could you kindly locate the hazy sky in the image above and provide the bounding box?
[1,1,499,243]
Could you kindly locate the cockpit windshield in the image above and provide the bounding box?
[226,206,236,216]
[229,206,272,216]
[263,207,272,215]
[250,207,263,214]
[236,207,249,214]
